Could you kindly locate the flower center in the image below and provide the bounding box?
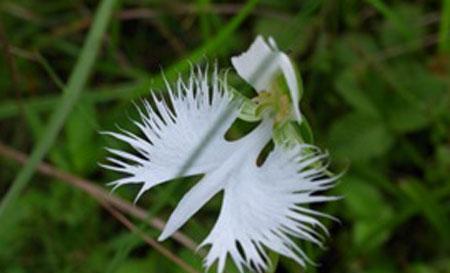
[253,88,292,124]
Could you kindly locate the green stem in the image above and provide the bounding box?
[439,0,450,52]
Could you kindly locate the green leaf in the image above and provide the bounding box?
[384,97,429,133]
[341,175,394,251]
[335,70,379,116]
[400,179,450,244]
[342,176,390,218]
[328,112,394,161]
[382,61,447,133]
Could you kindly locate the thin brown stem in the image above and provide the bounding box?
[0,142,198,252]
[101,202,201,273]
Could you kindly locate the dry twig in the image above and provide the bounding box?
[0,142,198,252]
[101,202,200,273]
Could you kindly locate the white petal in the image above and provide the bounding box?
[159,120,274,241]
[102,66,241,200]
[278,54,301,121]
[231,35,302,121]
[231,35,280,93]
[158,170,224,241]
[200,144,338,273]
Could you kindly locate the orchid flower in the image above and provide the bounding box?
[102,36,338,273]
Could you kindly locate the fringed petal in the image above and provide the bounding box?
[102,66,241,201]
[159,119,274,242]
[200,144,338,273]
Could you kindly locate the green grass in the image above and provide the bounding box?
[440,0,450,52]
[0,0,118,219]
[0,0,449,273]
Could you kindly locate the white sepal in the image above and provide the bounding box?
[231,35,302,122]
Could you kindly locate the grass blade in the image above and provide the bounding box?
[400,180,449,244]
[364,0,410,38]
[0,0,118,219]
[439,0,450,52]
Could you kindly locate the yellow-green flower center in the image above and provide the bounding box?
[253,82,292,124]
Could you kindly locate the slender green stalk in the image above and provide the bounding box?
[197,0,212,40]
[0,0,118,219]
[439,0,450,52]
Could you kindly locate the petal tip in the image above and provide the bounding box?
[231,35,277,92]
[157,232,169,242]
[159,220,178,241]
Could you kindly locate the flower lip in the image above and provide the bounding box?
[231,35,302,122]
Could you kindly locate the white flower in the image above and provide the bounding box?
[102,37,338,273]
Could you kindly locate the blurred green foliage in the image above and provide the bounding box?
[0,0,449,273]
